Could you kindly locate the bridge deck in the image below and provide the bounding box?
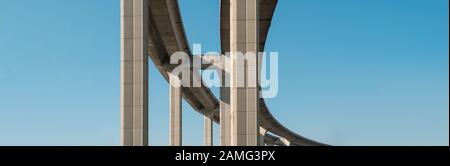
[146,0,327,146]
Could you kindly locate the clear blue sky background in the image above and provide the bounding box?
[0,0,448,146]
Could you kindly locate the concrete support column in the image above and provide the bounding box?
[120,0,149,146]
[204,110,214,146]
[229,0,260,146]
[169,73,182,146]
[220,55,231,146]
[259,127,267,146]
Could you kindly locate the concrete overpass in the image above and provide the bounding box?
[120,0,328,146]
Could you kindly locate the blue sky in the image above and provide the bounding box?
[0,0,448,146]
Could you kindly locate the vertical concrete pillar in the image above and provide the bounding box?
[229,0,260,146]
[120,0,149,146]
[259,127,267,146]
[169,73,182,146]
[220,55,231,146]
[204,110,214,146]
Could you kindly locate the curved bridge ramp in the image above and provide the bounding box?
[128,0,328,146]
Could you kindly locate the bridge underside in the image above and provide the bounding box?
[120,0,327,146]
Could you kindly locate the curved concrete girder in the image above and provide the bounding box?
[146,0,219,113]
